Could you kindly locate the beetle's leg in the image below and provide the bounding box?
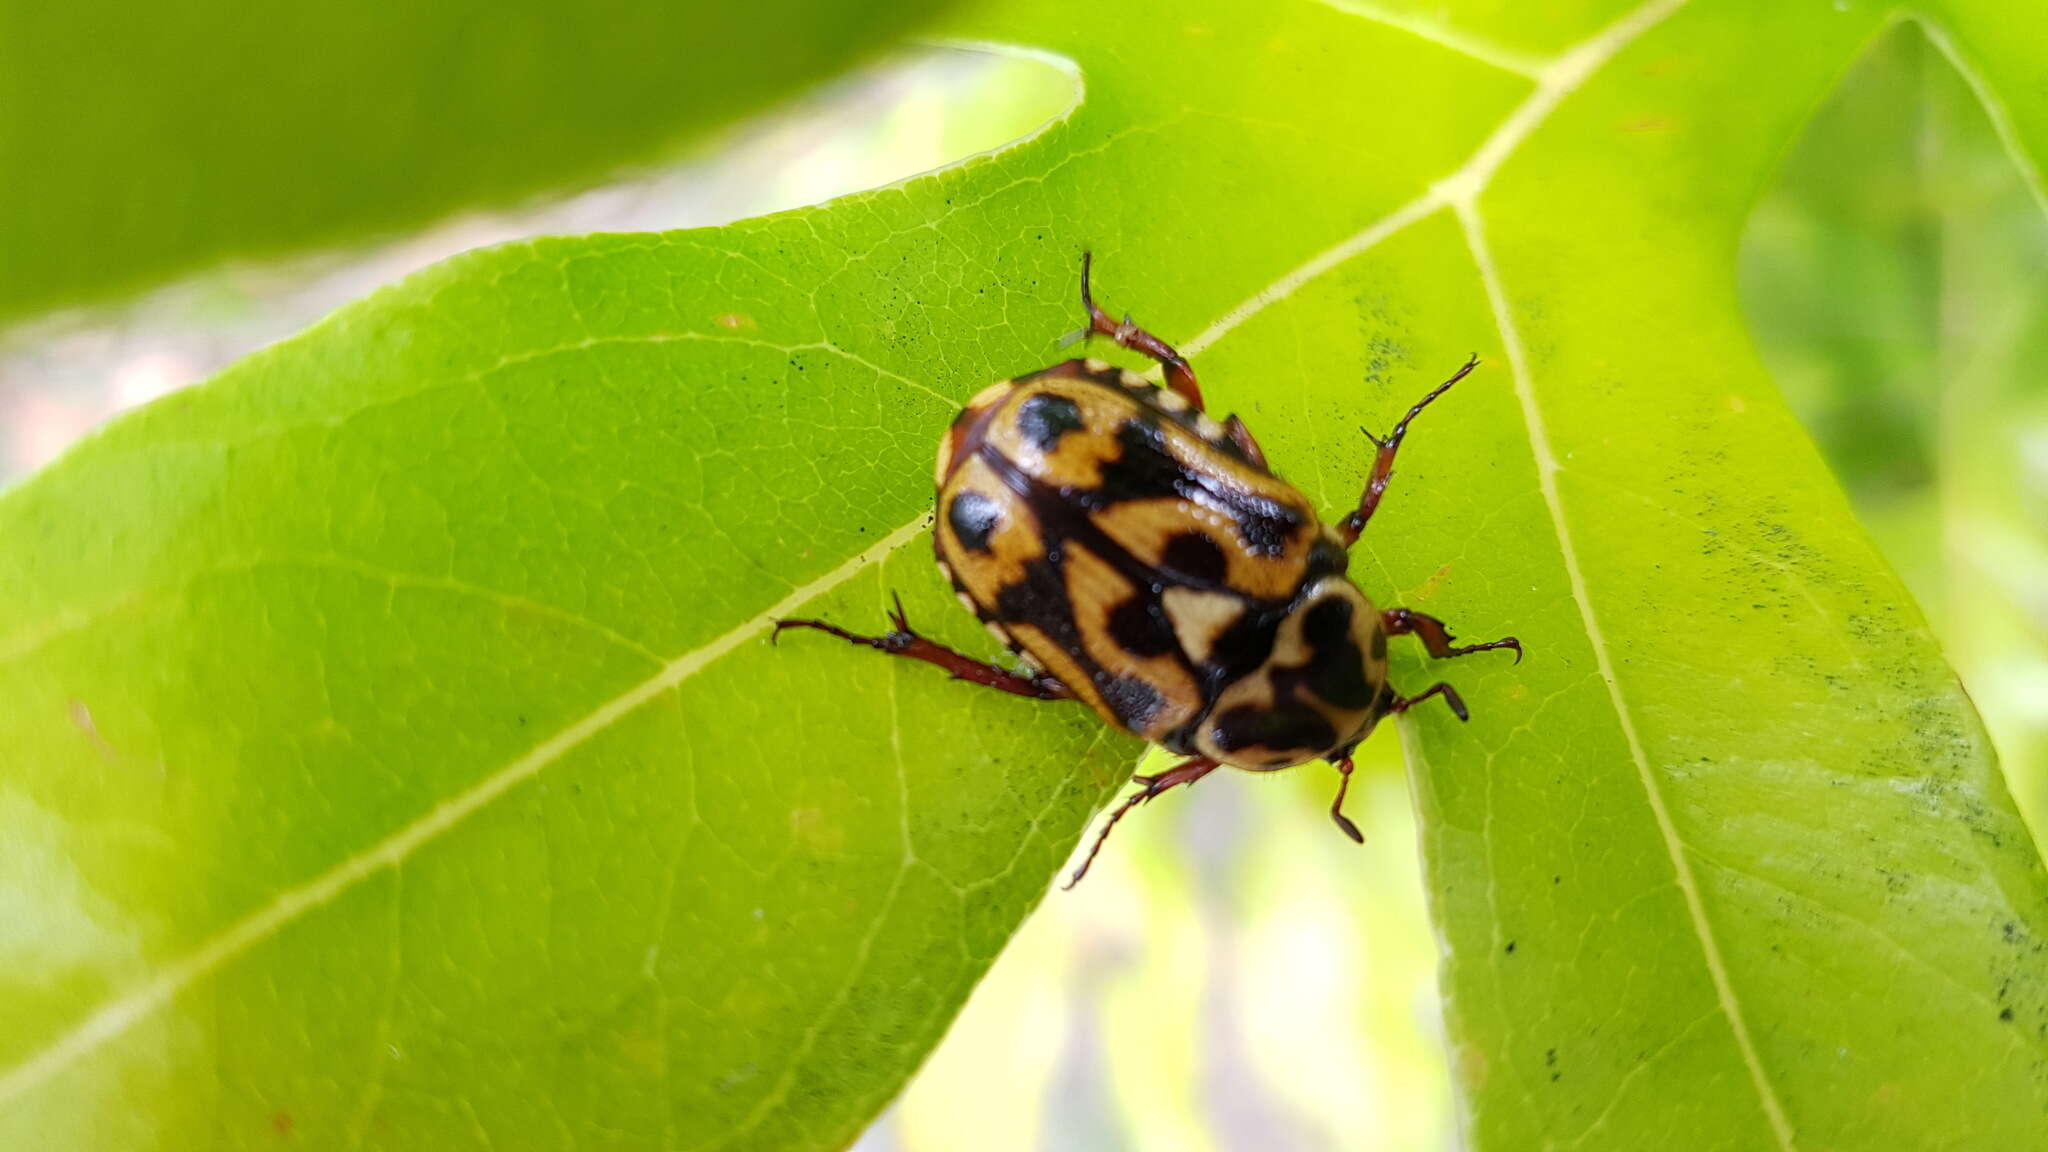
[774,593,1073,701]
[1328,756,1364,843]
[1337,356,1480,546]
[1383,607,1523,664]
[1062,756,1221,889]
[1072,252,1205,411]
[1388,682,1470,722]
[1222,414,1271,470]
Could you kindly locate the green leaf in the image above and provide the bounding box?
[1740,24,2048,832]
[5,1,2048,1149]
[0,0,958,323]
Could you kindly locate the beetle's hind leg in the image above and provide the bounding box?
[1338,356,1480,546]
[774,593,1073,701]
[1383,607,1522,664]
[1063,756,1220,889]
[1069,252,1206,412]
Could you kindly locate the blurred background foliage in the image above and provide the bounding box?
[1,17,2040,1152]
[1739,24,2048,837]
[0,0,960,321]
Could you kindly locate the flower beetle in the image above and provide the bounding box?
[777,254,1520,886]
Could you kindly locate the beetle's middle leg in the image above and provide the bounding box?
[1338,356,1480,546]
[1383,607,1522,664]
[774,593,1073,701]
[1073,252,1205,411]
[1062,756,1220,889]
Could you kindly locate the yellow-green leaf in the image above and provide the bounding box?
[5,0,2047,1148]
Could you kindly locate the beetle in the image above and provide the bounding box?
[776,254,1520,887]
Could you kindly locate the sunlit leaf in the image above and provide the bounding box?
[4,0,2048,1148]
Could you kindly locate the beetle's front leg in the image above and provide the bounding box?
[1071,252,1205,411]
[1383,607,1522,664]
[774,593,1073,701]
[1337,356,1480,546]
[1221,414,1271,469]
[1328,756,1364,844]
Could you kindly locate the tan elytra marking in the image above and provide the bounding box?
[1060,542,1200,740]
[1090,500,1307,601]
[1160,587,1245,665]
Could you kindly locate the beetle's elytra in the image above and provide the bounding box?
[776,254,1521,886]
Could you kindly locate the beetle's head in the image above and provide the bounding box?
[1194,576,1390,770]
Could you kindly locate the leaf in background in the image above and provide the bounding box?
[4,2,2048,1151]
[0,0,959,323]
[1741,23,2048,832]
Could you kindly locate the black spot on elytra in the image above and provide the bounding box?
[947,491,1002,552]
[1099,675,1166,729]
[995,555,1072,632]
[1109,598,1177,657]
[1299,597,1374,710]
[1097,418,1188,505]
[1370,627,1388,661]
[1205,606,1277,679]
[1016,392,1085,451]
[1160,532,1228,585]
[1208,703,1338,756]
[1095,416,1304,556]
